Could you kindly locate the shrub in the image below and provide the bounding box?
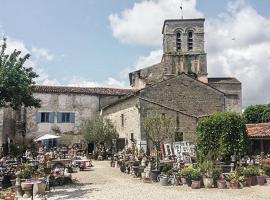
[162,164,172,174]
[212,167,222,180]
[262,164,270,177]
[180,166,194,177]
[191,169,202,181]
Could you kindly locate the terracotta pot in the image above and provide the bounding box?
[230,181,240,189]
[203,177,213,188]
[251,176,257,186]
[181,177,187,184]
[256,176,266,186]
[191,180,201,189]
[245,177,252,186]
[217,180,227,189]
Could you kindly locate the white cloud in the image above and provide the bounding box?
[67,77,128,88]
[206,0,270,107]
[112,0,270,107]
[135,49,163,69]
[109,0,203,46]
[31,47,55,61]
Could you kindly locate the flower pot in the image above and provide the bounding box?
[191,180,201,189]
[217,180,227,189]
[245,177,252,186]
[256,176,266,186]
[180,177,186,184]
[230,181,240,189]
[37,183,46,194]
[21,182,32,190]
[159,175,169,186]
[203,177,213,188]
[151,170,160,182]
[251,176,257,186]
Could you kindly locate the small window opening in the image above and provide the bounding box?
[188,31,193,51]
[176,32,181,51]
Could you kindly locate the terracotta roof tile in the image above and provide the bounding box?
[246,123,270,138]
[33,85,137,96]
[208,77,240,84]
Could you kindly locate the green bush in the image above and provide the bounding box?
[262,164,270,177]
[162,164,172,174]
[191,169,202,181]
[212,167,222,180]
[180,166,194,177]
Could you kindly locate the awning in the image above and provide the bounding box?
[34,134,61,142]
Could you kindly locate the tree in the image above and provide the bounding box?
[0,38,40,109]
[81,116,118,149]
[143,113,175,169]
[196,112,249,163]
[243,104,270,124]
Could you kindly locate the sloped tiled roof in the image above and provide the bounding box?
[208,77,240,84]
[34,85,137,96]
[246,123,270,138]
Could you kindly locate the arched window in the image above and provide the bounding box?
[188,31,193,50]
[176,32,181,51]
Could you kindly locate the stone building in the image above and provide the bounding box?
[0,18,242,151]
[103,18,242,149]
[0,86,135,147]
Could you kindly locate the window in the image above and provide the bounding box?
[36,112,54,123]
[130,133,134,141]
[121,114,124,127]
[41,112,50,123]
[175,132,183,142]
[57,112,75,123]
[176,32,181,51]
[162,113,166,120]
[188,31,193,50]
[62,113,70,123]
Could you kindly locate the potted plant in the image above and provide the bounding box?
[158,164,172,186]
[200,160,214,188]
[242,167,252,186]
[249,166,260,185]
[191,169,202,189]
[228,173,240,189]
[180,166,194,186]
[257,169,266,186]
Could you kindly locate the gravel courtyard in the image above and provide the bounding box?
[48,161,270,200]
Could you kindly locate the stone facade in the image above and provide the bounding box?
[0,86,135,147]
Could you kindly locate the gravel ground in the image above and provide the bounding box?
[48,161,270,200]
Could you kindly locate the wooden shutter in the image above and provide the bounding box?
[49,112,54,123]
[36,112,41,123]
[57,112,62,123]
[70,112,75,123]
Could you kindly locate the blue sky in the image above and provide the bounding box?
[0,0,270,106]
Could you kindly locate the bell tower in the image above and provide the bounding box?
[162,19,208,83]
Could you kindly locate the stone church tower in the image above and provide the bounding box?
[162,19,208,83]
[129,18,208,88]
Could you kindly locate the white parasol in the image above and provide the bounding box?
[34,134,61,142]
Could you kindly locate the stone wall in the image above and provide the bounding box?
[140,74,225,117]
[25,92,100,143]
[139,98,198,143]
[103,96,141,146]
[209,82,242,113]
